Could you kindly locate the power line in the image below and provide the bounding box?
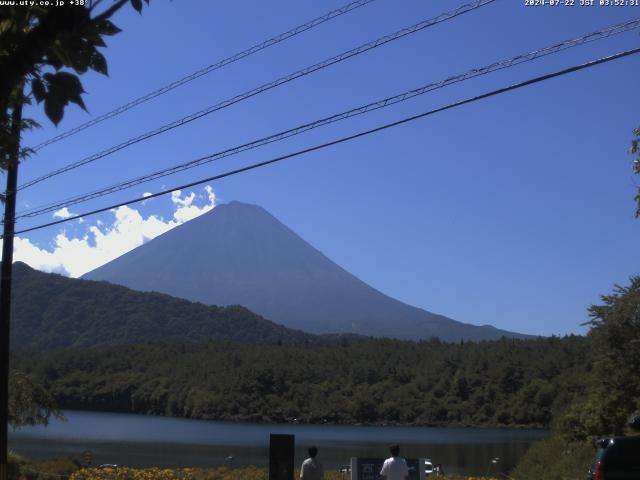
[31,0,378,152]
[18,0,496,191]
[11,46,640,237]
[15,17,640,220]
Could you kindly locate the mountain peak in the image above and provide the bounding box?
[220,200,262,210]
[83,202,531,341]
[194,200,275,226]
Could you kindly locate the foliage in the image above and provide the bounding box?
[0,0,150,185]
[10,263,593,430]
[70,466,269,480]
[510,436,594,480]
[68,467,496,480]
[557,276,640,441]
[8,452,80,480]
[6,457,499,480]
[13,335,590,428]
[630,127,640,217]
[8,370,61,428]
[1,0,150,434]
[513,277,640,479]
[10,262,318,351]
[0,0,149,127]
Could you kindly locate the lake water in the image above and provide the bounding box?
[9,410,548,476]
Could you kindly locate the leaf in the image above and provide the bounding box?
[21,119,41,131]
[19,146,36,161]
[69,48,91,74]
[68,91,87,111]
[61,36,94,74]
[53,72,87,111]
[94,19,122,36]
[85,29,107,48]
[44,97,65,126]
[131,0,143,13]
[0,19,13,34]
[89,50,108,76]
[50,42,74,69]
[43,72,88,116]
[31,78,46,103]
[47,71,85,96]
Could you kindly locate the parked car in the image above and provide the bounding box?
[424,459,434,477]
[587,436,640,480]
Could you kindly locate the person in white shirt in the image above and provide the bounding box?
[380,444,409,480]
[300,445,324,480]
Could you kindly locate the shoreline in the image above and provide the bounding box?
[39,407,552,432]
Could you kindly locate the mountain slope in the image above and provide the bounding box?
[83,202,529,341]
[10,262,318,351]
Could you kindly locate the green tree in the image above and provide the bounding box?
[630,127,640,217]
[514,131,640,480]
[1,3,151,477]
[560,278,640,440]
[515,278,640,479]
[8,370,61,428]
[0,0,150,129]
[588,278,640,427]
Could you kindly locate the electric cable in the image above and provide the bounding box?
[15,18,640,220]
[31,0,378,151]
[11,46,640,237]
[18,0,496,191]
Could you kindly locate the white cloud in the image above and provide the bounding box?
[141,192,153,205]
[9,186,217,278]
[172,186,215,223]
[52,207,76,219]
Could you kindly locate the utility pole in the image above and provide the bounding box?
[0,93,23,480]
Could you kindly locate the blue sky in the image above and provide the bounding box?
[12,0,640,336]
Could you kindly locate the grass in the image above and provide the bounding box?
[69,467,498,480]
[7,454,500,480]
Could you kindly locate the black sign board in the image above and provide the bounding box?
[269,434,295,480]
[352,457,423,480]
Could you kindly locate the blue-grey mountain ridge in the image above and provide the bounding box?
[83,201,531,341]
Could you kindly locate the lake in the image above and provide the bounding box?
[9,410,548,476]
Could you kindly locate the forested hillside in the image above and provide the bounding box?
[10,262,320,350]
[13,335,590,428]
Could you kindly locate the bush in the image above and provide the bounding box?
[8,452,81,479]
[511,436,594,480]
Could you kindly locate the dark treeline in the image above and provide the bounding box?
[13,335,589,428]
[10,262,321,350]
